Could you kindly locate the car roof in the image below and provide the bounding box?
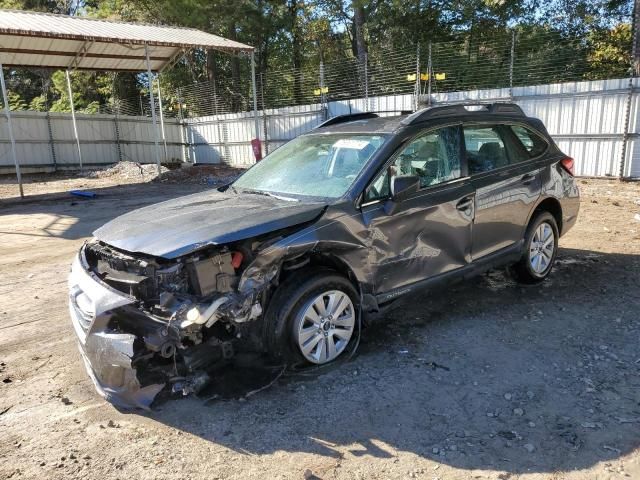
[312,115,407,134]
[311,103,533,136]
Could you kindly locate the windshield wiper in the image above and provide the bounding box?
[239,188,299,202]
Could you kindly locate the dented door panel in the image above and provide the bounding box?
[361,179,475,294]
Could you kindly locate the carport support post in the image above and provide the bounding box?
[251,51,260,143]
[156,76,168,161]
[145,43,162,175]
[0,63,23,198]
[65,69,83,171]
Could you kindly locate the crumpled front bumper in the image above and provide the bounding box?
[68,252,164,409]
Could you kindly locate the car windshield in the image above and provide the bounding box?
[233,134,387,199]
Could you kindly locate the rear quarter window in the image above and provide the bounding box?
[511,125,548,157]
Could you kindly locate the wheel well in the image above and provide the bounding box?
[280,252,361,292]
[532,197,563,234]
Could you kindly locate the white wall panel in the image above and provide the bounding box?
[1,77,640,177]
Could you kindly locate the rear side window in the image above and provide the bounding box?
[511,125,548,157]
[463,126,509,174]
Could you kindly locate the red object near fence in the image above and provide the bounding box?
[251,138,263,161]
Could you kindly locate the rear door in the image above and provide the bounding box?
[464,123,542,259]
[360,124,475,295]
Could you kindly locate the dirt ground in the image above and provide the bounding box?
[0,162,244,200]
[0,176,639,480]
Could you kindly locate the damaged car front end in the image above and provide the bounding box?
[69,215,314,409]
[69,241,261,408]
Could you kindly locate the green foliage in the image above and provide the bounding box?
[0,0,634,112]
[586,22,632,78]
[28,94,48,111]
[7,92,27,110]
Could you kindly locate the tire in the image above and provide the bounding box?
[512,212,559,284]
[263,268,359,365]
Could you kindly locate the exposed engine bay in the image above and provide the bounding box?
[72,238,281,408]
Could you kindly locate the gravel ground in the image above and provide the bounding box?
[0,178,639,480]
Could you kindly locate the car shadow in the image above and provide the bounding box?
[142,247,640,474]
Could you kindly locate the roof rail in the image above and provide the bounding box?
[315,112,379,129]
[401,102,525,126]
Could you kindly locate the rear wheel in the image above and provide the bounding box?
[263,269,358,365]
[512,212,559,284]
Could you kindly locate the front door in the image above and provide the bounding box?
[360,125,475,295]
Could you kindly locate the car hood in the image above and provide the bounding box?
[93,189,327,258]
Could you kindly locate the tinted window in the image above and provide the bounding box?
[511,125,548,157]
[364,126,462,202]
[463,126,509,174]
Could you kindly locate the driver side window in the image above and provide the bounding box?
[364,126,462,202]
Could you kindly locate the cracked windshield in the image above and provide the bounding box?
[233,134,387,199]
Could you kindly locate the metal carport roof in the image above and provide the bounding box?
[0,9,254,72]
[0,9,258,198]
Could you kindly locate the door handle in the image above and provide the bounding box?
[456,196,474,211]
[521,173,536,185]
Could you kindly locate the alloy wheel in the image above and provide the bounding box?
[295,289,355,364]
[529,221,555,275]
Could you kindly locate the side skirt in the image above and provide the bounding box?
[374,240,524,306]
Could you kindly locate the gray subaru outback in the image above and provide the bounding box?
[68,103,579,408]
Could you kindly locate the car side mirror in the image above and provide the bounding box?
[391,175,420,202]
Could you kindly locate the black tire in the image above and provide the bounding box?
[262,268,359,365]
[512,211,559,284]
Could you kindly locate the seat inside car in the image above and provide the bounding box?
[476,142,508,172]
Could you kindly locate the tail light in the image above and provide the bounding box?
[560,157,574,176]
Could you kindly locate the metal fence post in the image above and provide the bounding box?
[620,78,635,179]
[45,110,57,171]
[619,3,639,179]
[0,61,23,197]
[144,43,163,175]
[319,61,327,119]
[364,52,369,112]
[65,69,83,171]
[509,30,516,99]
[260,73,269,154]
[415,45,420,110]
[156,76,168,161]
[113,106,123,163]
[176,87,188,164]
[427,42,432,105]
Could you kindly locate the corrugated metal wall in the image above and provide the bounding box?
[184,77,640,177]
[1,78,639,178]
[0,111,183,173]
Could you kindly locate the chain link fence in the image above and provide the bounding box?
[166,29,631,119]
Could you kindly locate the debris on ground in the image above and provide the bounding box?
[1,162,246,199]
[154,164,244,185]
[86,161,169,180]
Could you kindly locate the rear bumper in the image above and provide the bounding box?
[560,183,580,236]
[68,252,164,409]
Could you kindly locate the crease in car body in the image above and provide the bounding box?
[68,103,579,409]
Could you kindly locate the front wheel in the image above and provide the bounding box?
[263,269,359,365]
[512,212,559,284]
